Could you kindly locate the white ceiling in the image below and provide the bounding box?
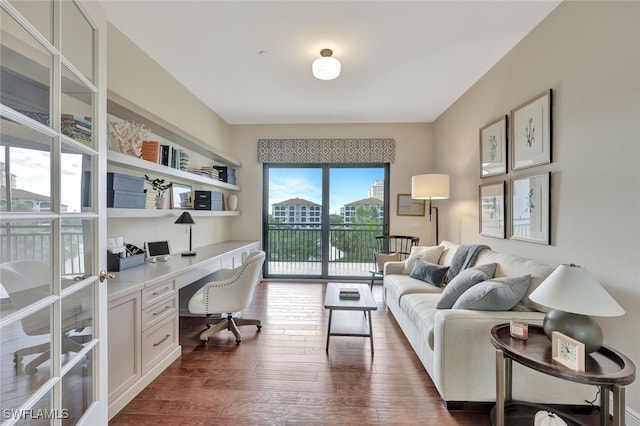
[101,1,561,125]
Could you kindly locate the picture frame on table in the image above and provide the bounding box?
[170,183,193,209]
[511,89,552,171]
[397,194,425,216]
[480,115,507,177]
[479,181,506,239]
[510,172,551,245]
[552,331,585,372]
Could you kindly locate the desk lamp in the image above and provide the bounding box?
[174,211,196,257]
[411,174,450,245]
[528,264,624,353]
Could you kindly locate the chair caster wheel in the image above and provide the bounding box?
[200,339,208,344]
[236,339,242,344]
[257,325,262,330]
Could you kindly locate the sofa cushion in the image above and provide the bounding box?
[402,245,445,274]
[452,275,531,311]
[409,259,449,287]
[385,273,443,304]
[399,293,441,350]
[375,252,400,272]
[436,263,497,309]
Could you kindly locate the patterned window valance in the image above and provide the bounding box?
[257,138,395,164]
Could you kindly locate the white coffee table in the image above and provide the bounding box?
[324,282,378,354]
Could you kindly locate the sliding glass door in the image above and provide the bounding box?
[263,164,388,279]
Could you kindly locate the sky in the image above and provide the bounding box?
[2,146,84,213]
[268,167,384,215]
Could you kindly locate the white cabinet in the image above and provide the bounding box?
[108,292,141,408]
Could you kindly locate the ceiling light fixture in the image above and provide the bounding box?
[312,48,341,80]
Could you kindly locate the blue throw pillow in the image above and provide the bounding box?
[435,263,497,309]
[409,259,450,287]
[452,275,531,311]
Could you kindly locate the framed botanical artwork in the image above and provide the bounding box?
[479,181,506,239]
[510,172,551,244]
[397,194,425,216]
[480,115,507,177]
[511,89,552,171]
[170,183,192,209]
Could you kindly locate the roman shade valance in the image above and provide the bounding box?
[257,138,395,164]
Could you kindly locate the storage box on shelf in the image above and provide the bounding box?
[107,172,146,209]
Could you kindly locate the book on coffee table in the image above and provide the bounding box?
[339,288,360,299]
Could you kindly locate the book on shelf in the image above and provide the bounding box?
[61,114,92,146]
[140,140,160,163]
[160,145,170,166]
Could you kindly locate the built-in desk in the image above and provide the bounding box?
[107,240,261,419]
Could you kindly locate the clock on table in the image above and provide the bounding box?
[551,331,585,371]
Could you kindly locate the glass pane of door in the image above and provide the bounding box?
[266,167,322,276]
[0,8,52,127]
[328,167,384,277]
[61,0,94,84]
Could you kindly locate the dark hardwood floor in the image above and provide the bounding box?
[109,282,601,425]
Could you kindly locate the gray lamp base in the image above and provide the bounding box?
[542,309,603,353]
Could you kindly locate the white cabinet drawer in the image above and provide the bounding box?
[142,279,176,309]
[141,316,178,375]
[220,255,234,269]
[142,296,177,331]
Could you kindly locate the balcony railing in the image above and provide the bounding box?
[266,222,383,277]
[0,222,86,275]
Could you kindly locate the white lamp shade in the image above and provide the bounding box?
[529,264,625,317]
[312,56,341,80]
[411,174,450,200]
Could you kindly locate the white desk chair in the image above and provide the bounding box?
[188,250,265,344]
[0,260,91,374]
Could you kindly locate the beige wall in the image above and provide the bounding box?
[106,24,233,252]
[433,1,640,412]
[227,123,435,243]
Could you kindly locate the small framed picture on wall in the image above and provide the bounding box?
[397,194,425,216]
[511,89,552,171]
[480,115,507,177]
[510,172,551,245]
[479,181,506,239]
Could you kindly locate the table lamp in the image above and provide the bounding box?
[411,174,449,245]
[528,263,624,353]
[174,211,196,257]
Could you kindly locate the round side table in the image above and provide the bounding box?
[490,323,635,426]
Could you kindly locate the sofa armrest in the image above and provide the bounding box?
[383,261,406,275]
[431,309,546,402]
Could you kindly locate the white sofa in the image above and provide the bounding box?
[383,240,595,409]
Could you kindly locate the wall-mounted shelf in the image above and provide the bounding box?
[108,208,240,219]
[107,151,241,192]
[107,90,241,168]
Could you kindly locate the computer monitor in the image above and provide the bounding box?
[144,240,171,262]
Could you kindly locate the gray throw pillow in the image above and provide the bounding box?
[452,275,531,311]
[409,259,450,287]
[435,263,497,309]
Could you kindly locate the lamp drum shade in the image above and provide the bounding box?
[411,174,450,200]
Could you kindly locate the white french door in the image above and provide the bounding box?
[0,0,107,424]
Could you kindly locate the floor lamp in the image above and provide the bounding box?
[411,174,450,245]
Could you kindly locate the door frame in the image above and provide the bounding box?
[262,163,389,280]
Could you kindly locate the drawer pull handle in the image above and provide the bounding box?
[153,306,172,316]
[153,334,171,347]
[152,287,170,296]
